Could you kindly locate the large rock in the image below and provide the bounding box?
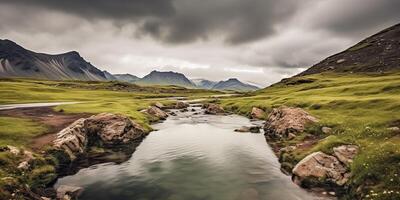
[54,119,88,160]
[175,101,189,109]
[145,106,168,120]
[204,103,225,115]
[54,113,146,160]
[85,113,146,145]
[292,152,349,187]
[250,107,265,119]
[333,145,359,167]
[264,107,318,139]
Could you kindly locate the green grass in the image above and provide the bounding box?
[221,72,400,199]
[0,117,48,146]
[0,78,220,146]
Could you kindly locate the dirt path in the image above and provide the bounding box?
[0,107,89,151]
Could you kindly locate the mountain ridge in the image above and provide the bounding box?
[0,39,108,81]
[298,23,400,76]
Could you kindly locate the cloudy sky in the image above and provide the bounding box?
[1,0,399,86]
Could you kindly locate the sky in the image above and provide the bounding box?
[1,0,399,86]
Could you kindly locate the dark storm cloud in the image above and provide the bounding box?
[310,0,400,37]
[1,0,300,44]
[1,0,175,19]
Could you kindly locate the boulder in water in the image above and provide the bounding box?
[250,107,265,119]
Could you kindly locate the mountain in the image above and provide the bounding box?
[136,70,196,88]
[113,74,140,83]
[0,39,108,81]
[191,78,218,89]
[299,23,400,76]
[212,78,260,91]
[103,71,117,80]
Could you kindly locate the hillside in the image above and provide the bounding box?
[136,70,196,88]
[0,39,109,81]
[212,78,259,91]
[220,23,400,199]
[299,23,400,76]
[113,73,140,83]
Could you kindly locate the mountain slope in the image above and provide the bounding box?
[113,74,140,83]
[212,78,259,91]
[192,79,218,89]
[136,70,196,88]
[299,23,400,76]
[0,39,107,81]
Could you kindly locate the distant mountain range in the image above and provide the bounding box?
[0,39,260,91]
[135,70,196,88]
[113,74,139,83]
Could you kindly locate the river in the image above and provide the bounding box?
[55,104,327,200]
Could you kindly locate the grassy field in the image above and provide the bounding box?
[220,72,400,199]
[0,78,220,147]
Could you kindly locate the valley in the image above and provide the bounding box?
[0,17,399,200]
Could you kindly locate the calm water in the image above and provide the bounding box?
[55,106,327,200]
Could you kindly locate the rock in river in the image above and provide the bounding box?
[54,113,147,160]
[204,103,225,115]
[145,106,168,120]
[264,106,318,139]
[292,151,349,187]
[234,126,261,133]
[175,101,189,109]
[250,107,265,119]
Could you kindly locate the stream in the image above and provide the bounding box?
[55,104,327,200]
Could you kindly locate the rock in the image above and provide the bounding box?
[235,126,251,133]
[6,145,20,155]
[85,113,146,145]
[17,161,29,170]
[145,106,168,120]
[191,108,196,112]
[264,106,318,139]
[154,102,165,109]
[333,145,359,166]
[322,127,332,134]
[387,126,400,133]
[175,101,189,109]
[169,112,177,116]
[292,152,349,187]
[329,191,336,196]
[41,197,51,200]
[336,59,346,64]
[56,185,83,200]
[235,126,260,133]
[54,118,88,160]
[54,113,146,160]
[250,107,265,119]
[204,103,225,115]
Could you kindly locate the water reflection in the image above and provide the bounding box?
[56,107,327,200]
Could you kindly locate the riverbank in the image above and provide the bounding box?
[219,73,400,200]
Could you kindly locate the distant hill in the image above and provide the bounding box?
[212,78,260,92]
[0,39,108,81]
[136,70,196,88]
[113,74,140,83]
[192,79,218,89]
[299,23,400,76]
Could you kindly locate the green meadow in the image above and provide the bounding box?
[0,78,219,147]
